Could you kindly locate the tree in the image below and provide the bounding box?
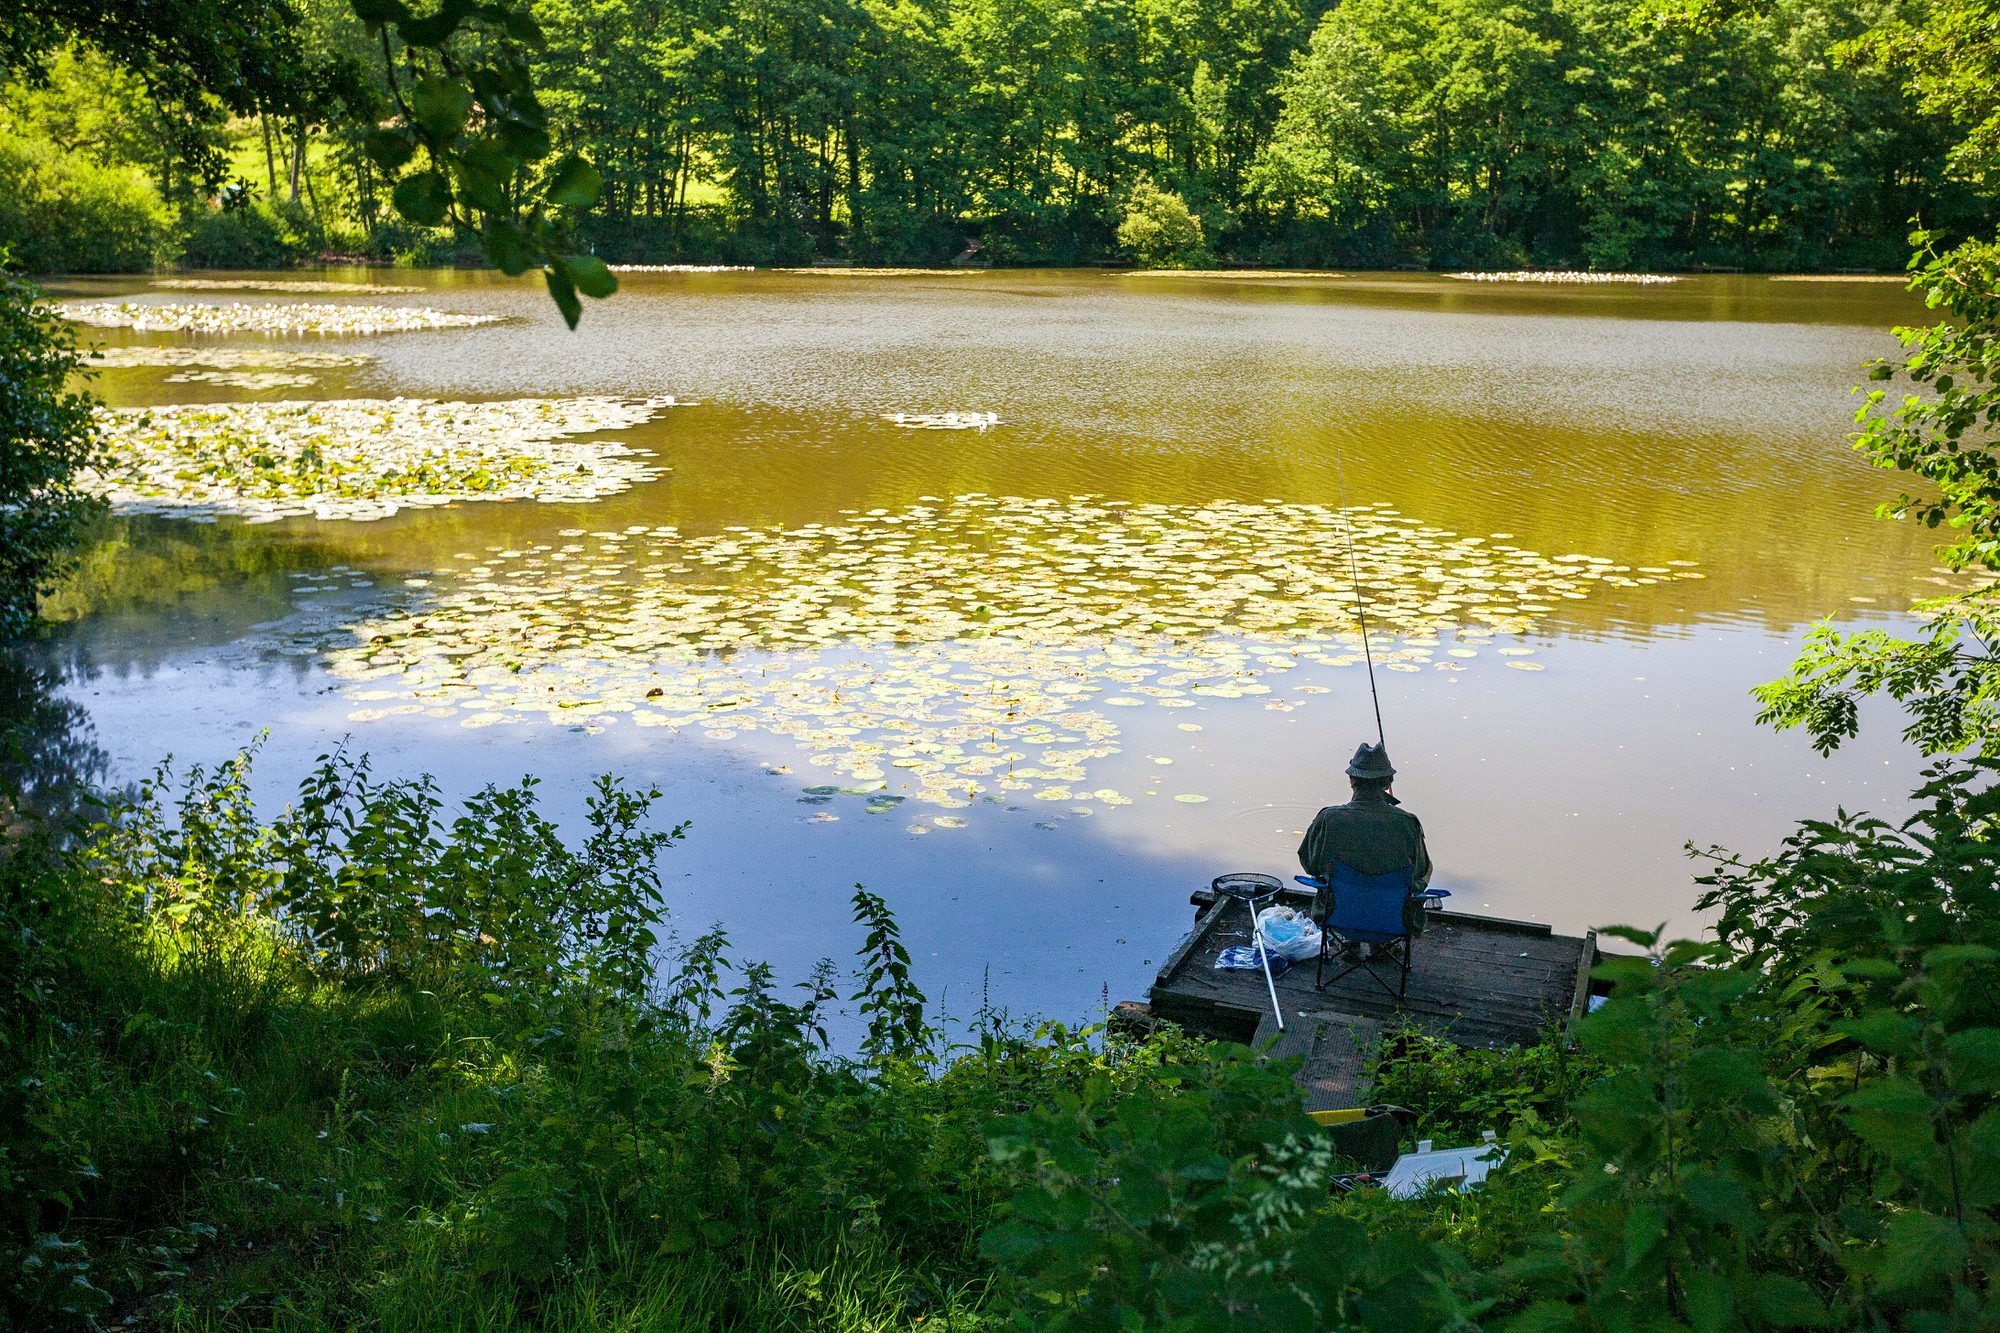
[1754,0,2000,756]
[0,269,98,637]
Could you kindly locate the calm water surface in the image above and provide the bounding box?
[35,269,1939,1022]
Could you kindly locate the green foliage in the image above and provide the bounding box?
[1252,0,1960,270]
[1369,1025,1603,1141]
[175,199,314,268]
[0,136,170,272]
[1116,182,1211,269]
[348,0,616,324]
[91,744,680,993]
[983,1046,1472,1328]
[851,884,930,1064]
[0,744,1226,1327]
[1759,236,2000,756]
[516,0,1956,267]
[0,270,99,639]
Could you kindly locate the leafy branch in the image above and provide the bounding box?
[347,0,616,325]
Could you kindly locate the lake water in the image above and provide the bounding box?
[32,268,1939,1023]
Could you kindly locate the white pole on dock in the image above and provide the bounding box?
[1254,916,1285,1033]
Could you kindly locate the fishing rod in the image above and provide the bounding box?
[1335,452,1387,751]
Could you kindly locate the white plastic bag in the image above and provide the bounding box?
[1257,905,1322,962]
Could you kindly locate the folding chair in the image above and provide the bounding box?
[1314,862,1421,1000]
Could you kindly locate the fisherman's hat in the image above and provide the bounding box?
[1346,742,1395,781]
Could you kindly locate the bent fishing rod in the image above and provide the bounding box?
[1335,452,1388,752]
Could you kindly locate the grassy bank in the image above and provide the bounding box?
[10,741,2000,1329]
[0,748,1294,1329]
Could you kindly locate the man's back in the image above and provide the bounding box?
[1298,788,1431,888]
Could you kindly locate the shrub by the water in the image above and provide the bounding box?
[0,138,170,274]
[1115,183,1210,270]
[0,746,1227,1328]
[175,202,314,270]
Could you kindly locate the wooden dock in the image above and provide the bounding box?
[1141,882,1597,1111]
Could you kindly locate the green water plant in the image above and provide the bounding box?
[87,396,670,521]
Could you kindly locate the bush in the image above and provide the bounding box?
[2,744,1218,1328]
[1115,182,1209,269]
[0,137,169,273]
[174,202,311,270]
[0,269,100,638]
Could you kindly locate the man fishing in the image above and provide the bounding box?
[1297,742,1432,937]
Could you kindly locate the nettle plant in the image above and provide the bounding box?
[88,743,680,994]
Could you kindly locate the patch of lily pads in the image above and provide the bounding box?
[1449,272,1679,285]
[88,347,375,370]
[274,495,1701,813]
[62,301,501,336]
[886,412,1000,430]
[164,370,321,389]
[84,397,675,522]
[153,279,424,294]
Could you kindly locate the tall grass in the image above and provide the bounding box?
[2,747,1215,1329]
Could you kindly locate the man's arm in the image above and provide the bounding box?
[1409,818,1433,892]
[1298,812,1328,878]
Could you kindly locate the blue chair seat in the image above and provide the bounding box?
[1313,861,1423,1000]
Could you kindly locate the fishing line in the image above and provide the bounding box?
[1334,451,1387,751]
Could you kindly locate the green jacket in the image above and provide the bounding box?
[1297,789,1432,924]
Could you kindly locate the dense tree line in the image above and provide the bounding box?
[0,0,1984,270]
[527,0,1980,268]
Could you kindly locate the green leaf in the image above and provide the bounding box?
[545,268,582,329]
[1832,1012,1924,1058]
[397,10,463,46]
[1684,1046,1775,1111]
[1923,943,2000,970]
[1751,1273,1829,1327]
[350,0,412,24]
[1947,1027,2000,1092]
[544,156,603,210]
[410,77,474,141]
[555,254,617,299]
[1684,1167,1755,1229]
[1684,1269,1734,1333]
[980,1220,1049,1264]
[1620,1202,1666,1273]
[364,127,417,172]
[498,117,554,163]
[1877,1211,1967,1294]
[495,6,545,45]
[483,220,536,276]
[1842,1077,1935,1159]
[391,172,452,226]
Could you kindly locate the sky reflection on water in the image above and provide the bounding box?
[33,268,1941,1020]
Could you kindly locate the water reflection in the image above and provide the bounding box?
[0,647,107,838]
[26,268,1945,1014]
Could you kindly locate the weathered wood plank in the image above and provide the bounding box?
[1150,892,1591,1054]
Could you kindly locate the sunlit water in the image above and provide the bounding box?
[32,268,1939,1022]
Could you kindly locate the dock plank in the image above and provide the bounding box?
[1148,890,1593,1069]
